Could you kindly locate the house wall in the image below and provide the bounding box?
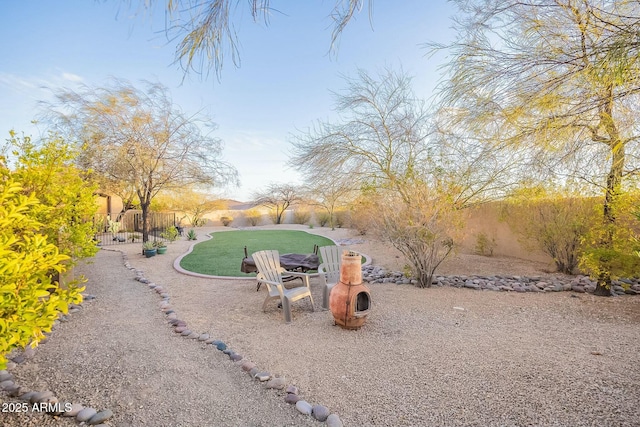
[95,193,124,217]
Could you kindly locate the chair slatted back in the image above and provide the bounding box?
[252,250,284,285]
[319,245,342,284]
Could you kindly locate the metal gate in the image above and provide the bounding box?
[93,211,177,246]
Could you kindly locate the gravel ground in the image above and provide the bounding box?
[2,225,639,427]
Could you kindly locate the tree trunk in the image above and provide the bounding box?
[141,203,150,243]
[594,136,625,297]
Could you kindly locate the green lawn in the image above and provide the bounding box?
[179,229,335,277]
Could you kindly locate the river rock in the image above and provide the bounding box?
[255,372,271,382]
[266,378,286,389]
[241,361,256,372]
[88,409,114,425]
[326,414,344,427]
[76,407,98,422]
[285,385,299,395]
[63,403,84,416]
[312,404,330,421]
[285,393,300,404]
[296,400,313,415]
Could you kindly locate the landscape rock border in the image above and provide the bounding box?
[0,295,115,426]
[124,250,345,427]
[362,265,640,295]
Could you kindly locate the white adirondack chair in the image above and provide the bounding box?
[252,250,315,323]
[318,245,342,310]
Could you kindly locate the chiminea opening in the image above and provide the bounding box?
[355,292,370,313]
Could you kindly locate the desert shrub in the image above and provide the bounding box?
[348,200,371,235]
[160,226,179,242]
[186,229,198,240]
[377,190,461,288]
[474,232,496,257]
[244,209,262,226]
[292,209,311,225]
[220,216,233,226]
[267,209,279,224]
[316,211,331,227]
[334,209,351,229]
[502,188,598,274]
[192,217,208,227]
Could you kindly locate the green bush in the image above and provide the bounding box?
[579,192,640,288]
[474,232,496,257]
[160,226,179,242]
[8,134,99,261]
[0,181,83,369]
[0,133,97,369]
[187,229,198,240]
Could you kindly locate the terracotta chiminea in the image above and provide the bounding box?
[329,250,372,330]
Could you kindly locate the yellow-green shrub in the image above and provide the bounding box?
[579,192,640,286]
[8,133,99,261]
[244,208,262,226]
[0,181,83,369]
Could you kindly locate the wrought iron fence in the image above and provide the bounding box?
[93,211,177,246]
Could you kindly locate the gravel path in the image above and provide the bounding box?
[2,225,640,427]
[1,249,317,427]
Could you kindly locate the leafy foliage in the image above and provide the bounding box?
[148,0,369,80]
[474,232,496,257]
[160,226,179,242]
[579,192,640,288]
[316,211,330,227]
[0,181,83,369]
[438,0,640,294]
[47,80,238,242]
[0,132,97,369]
[6,133,99,261]
[502,187,598,274]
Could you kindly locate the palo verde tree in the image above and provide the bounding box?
[138,0,372,80]
[290,69,502,287]
[437,0,640,295]
[46,79,238,242]
[252,183,302,224]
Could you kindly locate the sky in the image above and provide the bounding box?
[0,0,458,202]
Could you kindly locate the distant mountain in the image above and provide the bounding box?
[223,199,257,210]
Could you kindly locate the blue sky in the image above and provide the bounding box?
[0,1,457,201]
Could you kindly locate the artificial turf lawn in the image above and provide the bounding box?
[179,229,335,277]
